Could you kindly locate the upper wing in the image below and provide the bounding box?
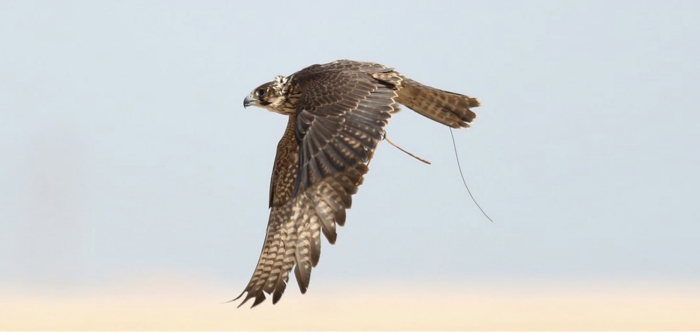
[234,67,398,307]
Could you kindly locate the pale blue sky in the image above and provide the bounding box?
[1,0,699,292]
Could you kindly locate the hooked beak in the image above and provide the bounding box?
[243,95,257,108]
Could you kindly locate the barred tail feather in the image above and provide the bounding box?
[397,78,480,128]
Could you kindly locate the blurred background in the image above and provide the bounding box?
[1,0,699,330]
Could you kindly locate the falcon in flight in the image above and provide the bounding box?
[235,59,481,307]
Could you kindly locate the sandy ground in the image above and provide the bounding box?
[1,276,699,330]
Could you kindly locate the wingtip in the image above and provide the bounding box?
[226,290,262,309]
[294,265,310,294]
[323,228,337,244]
[272,278,288,304]
[225,291,245,304]
[251,294,266,308]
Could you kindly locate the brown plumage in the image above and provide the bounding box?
[236,59,481,307]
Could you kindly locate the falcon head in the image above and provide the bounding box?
[243,75,289,114]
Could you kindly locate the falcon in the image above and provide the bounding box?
[235,59,481,307]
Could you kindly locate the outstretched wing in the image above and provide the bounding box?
[234,66,399,307]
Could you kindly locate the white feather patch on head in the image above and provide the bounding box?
[272,75,288,95]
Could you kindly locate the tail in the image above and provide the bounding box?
[396,78,481,128]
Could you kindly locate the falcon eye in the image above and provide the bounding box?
[256,89,266,97]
